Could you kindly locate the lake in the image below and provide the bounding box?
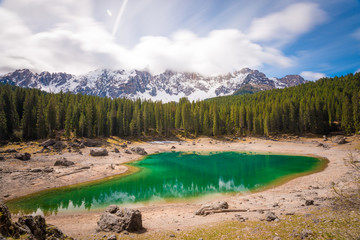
[6,151,324,215]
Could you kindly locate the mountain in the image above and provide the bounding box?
[0,68,307,102]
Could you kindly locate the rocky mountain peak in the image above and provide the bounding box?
[0,68,307,102]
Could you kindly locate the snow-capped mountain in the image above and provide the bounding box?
[0,68,306,102]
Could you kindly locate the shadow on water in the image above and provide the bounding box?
[6,152,325,215]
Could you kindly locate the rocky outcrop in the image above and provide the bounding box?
[90,148,108,156]
[14,152,31,161]
[0,203,72,240]
[195,201,229,215]
[97,205,143,233]
[54,158,75,167]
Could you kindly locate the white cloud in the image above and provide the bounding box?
[355,69,360,73]
[0,1,327,76]
[300,71,326,81]
[248,3,327,45]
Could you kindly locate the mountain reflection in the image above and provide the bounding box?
[7,152,319,215]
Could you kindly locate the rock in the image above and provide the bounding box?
[124,149,132,154]
[300,229,313,239]
[171,146,176,149]
[169,234,175,237]
[273,237,281,240]
[133,147,147,155]
[265,211,278,222]
[0,148,17,153]
[305,200,314,206]
[323,135,327,141]
[97,205,143,233]
[114,148,119,153]
[39,139,56,147]
[83,139,102,147]
[108,234,117,240]
[195,201,229,215]
[17,215,47,240]
[53,141,67,150]
[54,158,75,167]
[0,155,4,161]
[29,168,42,173]
[90,148,108,156]
[333,136,347,144]
[273,202,279,207]
[0,203,72,240]
[0,203,13,237]
[120,143,127,148]
[14,152,31,161]
[79,143,85,148]
[127,141,132,144]
[43,167,54,173]
[235,214,246,222]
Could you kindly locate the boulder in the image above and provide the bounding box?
[0,203,13,237]
[97,205,143,233]
[14,152,31,161]
[195,201,229,215]
[265,212,278,222]
[54,158,75,167]
[17,215,47,240]
[0,155,4,161]
[124,149,132,154]
[132,147,147,155]
[333,136,347,144]
[120,143,127,148]
[84,139,102,147]
[0,203,72,240]
[53,141,67,150]
[171,146,176,149]
[305,200,314,206]
[90,148,108,156]
[39,139,56,147]
[114,148,119,153]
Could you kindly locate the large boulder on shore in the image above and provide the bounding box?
[14,152,31,161]
[130,147,147,155]
[90,148,108,156]
[54,157,75,167]
[97,205,143,233]
[195,201,229,215]
[332,136,347,144]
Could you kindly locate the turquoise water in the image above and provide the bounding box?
[7,152,322,214]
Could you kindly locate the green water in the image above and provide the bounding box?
[7,152,322,214]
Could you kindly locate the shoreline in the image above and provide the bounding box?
[1,135,358,238]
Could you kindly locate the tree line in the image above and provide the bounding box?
[0,73,359,141]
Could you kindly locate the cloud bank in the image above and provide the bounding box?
[300,71,326,81]
[0,1,326,76]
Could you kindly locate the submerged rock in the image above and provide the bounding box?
[97,205,143,233]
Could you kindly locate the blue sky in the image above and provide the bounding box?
[0,0,359,80]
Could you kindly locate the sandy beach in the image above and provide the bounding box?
[1,135,359,239]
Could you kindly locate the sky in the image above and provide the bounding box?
[0,0,359,80]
